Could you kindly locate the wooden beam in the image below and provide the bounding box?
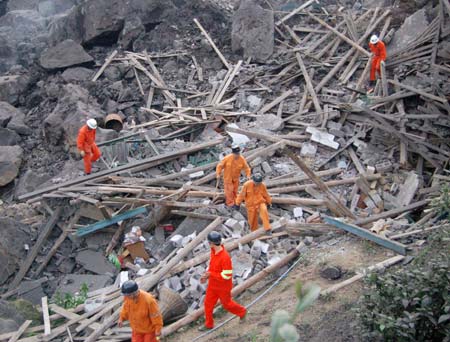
[285,148,355,218]
[42,297,51,336]
[8,207,62,290]
[18,139,223,201]
[92,50,118,82]
[388,79,448,103]
[276,0,316,25]
[258,90,294,115]
[226,125,302,148]
[7,320,32,342]
[76,207,147,237]
[295,53,322,114]
[194,19,230,70]
[324,217,407,255]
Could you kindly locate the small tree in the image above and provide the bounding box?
[270,282,321,342]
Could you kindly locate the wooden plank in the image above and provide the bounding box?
[7,320,32,342]
[42,297,51,336]
[8,207,62,290]
[306,12,371,57]
[324,217,407,255]
[296,53,322,114]
[92,50,118,82]
[388,79,448,103]
[285,148,355,218]
[225,125,302,148]
[19,139,223,201]
[213,61,242,105]
[76,207,147,237]
[380,61,388,97]
[35,212,81,276]
[276,0,316,25]
[258,90,294,115]
[194,18,230,69]
[354,200,429,226]
[48,304,80,321]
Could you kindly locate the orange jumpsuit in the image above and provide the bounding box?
[236,180,272,231]
[204,246,246,328]
[120,290,163,342]
[369,41,387,81]
[77,124,101,174]
[216,154,251,206]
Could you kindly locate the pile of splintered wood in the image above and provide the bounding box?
[5,1,450,341]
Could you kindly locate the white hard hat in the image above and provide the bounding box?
[370,35,379,44]
[87,118,97,129]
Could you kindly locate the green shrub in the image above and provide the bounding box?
[270,282,321,342]
[357,229,450,341]
[52,283,89,309]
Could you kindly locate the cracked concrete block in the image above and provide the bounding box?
[169,234,183,248]
[169,276,183,292]
[300,142,317,157]
[261,161,272,174]
[293,207,303,218]
[85,297,105,313]
[304,236,314,246]
[252,239,270,254]
[232,251,253,279]
[250,244,261,259]
[306,127,339,150]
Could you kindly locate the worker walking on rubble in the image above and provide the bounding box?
[119,280,163,342]
[235,173,272,233]
[216,144,251,207]
[368,34,387,92]
[77,119,101,175]
[199,231,247,330]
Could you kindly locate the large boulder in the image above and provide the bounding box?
[0,102,31,135]
[0,10,48,71]
[44,84,104,147]
[61,67,94,82]
[0,128,21,146]
[47,5,84,46]
[231,0,274,62]
[39,39,94,70]
[0,75,31,105]
[388,8,430,55]
[118,17,145,50]
[0,145,23,186]
[38,0,79,17]
[6,0,40,11]
[14,170,51,199]
[0,218,30,284]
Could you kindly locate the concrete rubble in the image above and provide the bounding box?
[0,0,449,339]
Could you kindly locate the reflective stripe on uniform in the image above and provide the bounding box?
[221,270,233,280]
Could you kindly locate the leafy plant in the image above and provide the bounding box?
[270,282,321,342]
[53,283,89,309]
[357,229,450,341]
[429,183,450,219]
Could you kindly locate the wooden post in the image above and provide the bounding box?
[295,53,322,114]
[284,148,355,218]
[194,19,230,70]
[42,297,51,336]
[276,0,316,25]
[8,207,62,290]
[92,50,118,82]
[380,61,388,97]
[7,320,32,342]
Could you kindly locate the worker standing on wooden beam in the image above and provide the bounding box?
[77,118,101,175]
[118,280,163,342]
[199,231,247,331]
[368,34,387,92]
[235,173,272,233]
[216,144,251,207]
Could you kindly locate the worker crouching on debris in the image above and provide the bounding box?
[199,231,246,330]
[216,144,251,207]
[235,173,272,233]
[77,119,101,175]
[119,280,163,342]
[368,34,387,92]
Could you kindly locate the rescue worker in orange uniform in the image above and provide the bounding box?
[118,280,163,342]
[77,119,101,175]
[368,34,387,91]
[235,173,272,233]
[199,231,246,330]
[216,145,251,207]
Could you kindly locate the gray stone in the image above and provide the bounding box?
[232,0,274,62]
[0,128,21,146]
[231,251,253,279]
[437,41,450,59]
[55,274,112,297]
[118,17,145,50]
[255,114,284,131]
[103,65,123,82]
[388,9,429,55]
[0,319,19,334]
[76,249,116,275]
[0,102,31,135]
[320,266,342,280]
[38,0,78,17]
[0,75,30,105]
[17,280,46,305]
[0,145,23,186]
[40,39,93,70]
[247,95,262,111]
[261,161,272,174]
[0,218,30,285]
[61,67,94,82]
[14,170,50,199]
[7,0,39,11]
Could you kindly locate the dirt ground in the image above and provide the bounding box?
[165,236,392,342]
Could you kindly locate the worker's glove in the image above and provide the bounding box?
[232,204,240,211]
[79,150,86,157]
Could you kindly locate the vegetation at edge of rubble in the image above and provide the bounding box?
[429,183,450,219]
[270,282,321,342]
[52,283,89,309]
[357,229,450,341]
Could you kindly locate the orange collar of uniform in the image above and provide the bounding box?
[211,245,224,255]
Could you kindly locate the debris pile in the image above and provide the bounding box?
[0,0,449,340]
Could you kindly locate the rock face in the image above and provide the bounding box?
[39,39,94,70]
[61,67,93,82]
[0,128,21,146]
[0,218,30,285]
[388,8,429,55]
[118,17,145,50]
[14,170,51,199]
[231,0,274,62]
[43,84,104,146]
[0,145,23,186]
[0,101,30,135]
[0,75,30,105]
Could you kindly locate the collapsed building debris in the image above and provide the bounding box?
[0,0,449,340]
